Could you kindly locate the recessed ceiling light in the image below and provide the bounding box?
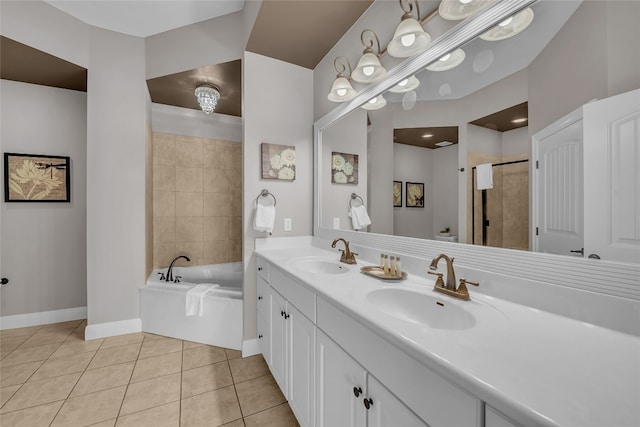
[435,141,453,147]
[511,117,528,123]
[422,133,434,138]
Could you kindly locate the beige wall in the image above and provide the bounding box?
[152,133,242,269]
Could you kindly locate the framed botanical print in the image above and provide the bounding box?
[406,182,424,208]
[393,181,402,207]
[261,143,296,180]
[331,152,358,184]
[4,153,70,202]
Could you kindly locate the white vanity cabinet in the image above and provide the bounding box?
[316,330,426,427]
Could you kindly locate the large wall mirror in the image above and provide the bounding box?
[315,0,640,264]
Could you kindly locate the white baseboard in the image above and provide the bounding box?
[0,307,87,330]
[242,338,260,358]
[85,318,142,340]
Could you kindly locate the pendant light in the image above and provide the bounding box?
[438,0,497,21]
[388,75,420,93]
[480,7,534,41]
[426,48,466,71]
[351,29,387,84]
[360,95,387,111]
[194,85,221,114]
[387,0,431,58]
[328,56,357,102]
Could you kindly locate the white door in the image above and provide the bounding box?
[288,304,315,427]
[366,375,427,427]
[534,115,584,256]
[316,330,366,427]
[584,88,640,263]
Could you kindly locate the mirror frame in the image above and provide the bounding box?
[313,0,639,309]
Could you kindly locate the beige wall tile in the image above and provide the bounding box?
[153,217,176,243]
[204,193,234,217]
[235,375,286,417]
[230,239,242,263]
[153,134,176,166]
[153,167,176,192]
[176,167,203,193]
[176,217,204,242]
[203,240,230,265]
[203,169,232,193]
[1,372,81,413]
[176,137,203,168]
[154,242,176,269]
[180,385,241,427]
[204,217,230,241]
[0,400,64,427]
[120,373,181,416]
[202,142,228,171]
[70,362,135,397]
[175,192,203,217]
[231,217,242,239]
[153,191,175,217]
[51,385,126,427]
[175,242,203,267]
[115,401,180,427]
[181,361,233,398]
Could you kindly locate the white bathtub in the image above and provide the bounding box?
[140,262,243,350]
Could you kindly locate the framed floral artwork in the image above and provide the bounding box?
[406,182,424,208]
[261,143,296,180]
[393,181,402,207]
[4,153,70,202]
[331,152,358,184]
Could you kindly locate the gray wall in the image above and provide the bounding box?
[0,80,87,316]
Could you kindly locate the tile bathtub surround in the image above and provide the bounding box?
[152,132,243,269]
[0,321,299,427]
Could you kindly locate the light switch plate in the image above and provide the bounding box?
[333,218,340,229]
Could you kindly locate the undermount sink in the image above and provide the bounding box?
[290,257,351,275]
[367,288,476,330]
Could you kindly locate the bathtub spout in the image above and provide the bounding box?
[166,255,191,282]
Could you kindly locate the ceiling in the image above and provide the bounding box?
[394,126,459,150]
[469,102,528,132]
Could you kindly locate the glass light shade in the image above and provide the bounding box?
[438,0,497,20]
[426,48,466,72]
[352,52,387,83]
[480,8,534,41]
[194,85,220,114]
[387,18,431,58]
[328,76,357,102]
[388,75,420,93]
[360,95,387,111]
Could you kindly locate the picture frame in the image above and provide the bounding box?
[261,143,296,180]
[4,152,71,202]
[331,151,359,184]
[406,182,424,208]
[393,181,402,207]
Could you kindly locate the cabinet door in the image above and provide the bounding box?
[366,375,427,427]
[316,330,366,427]
[288,305,316,427]
[257,311,271,366]
[270,290,288,395]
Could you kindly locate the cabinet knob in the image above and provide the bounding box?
[258,296,263,300]
[363,398,373,410]
[284,313,290,319]
[0,278,8,285]
[258,267,263,271]
[258,334,263,339]
[353,386,362,397]
[281,310,285,317]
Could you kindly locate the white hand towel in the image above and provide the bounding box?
[349,205,371,230]
[476,163,494,190]
[186,284,220,316]
[254,204,275,233]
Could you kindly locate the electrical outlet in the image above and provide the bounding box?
[284,218,292,232]
[333,218,340,229]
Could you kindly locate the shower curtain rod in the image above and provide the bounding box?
[471,159,529,170]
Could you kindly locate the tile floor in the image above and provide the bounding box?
[0,320,299,427]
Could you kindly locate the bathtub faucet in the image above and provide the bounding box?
[166,255,190,282]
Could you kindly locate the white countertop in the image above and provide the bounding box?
[255,243,640,427]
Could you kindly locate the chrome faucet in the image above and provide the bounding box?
[331,238,358,264]
[428,254,480,300]
[166,255,190,282]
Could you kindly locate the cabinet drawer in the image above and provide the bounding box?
[270,266,316,322]
[317,297,482,427]
[257,276,270,320]
[257,257,269,282]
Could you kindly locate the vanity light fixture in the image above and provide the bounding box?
[387,0,431,58]
[328,56,358,103]
[426,48,466,72]
[438,0,497,20]
[194,84,220,114]
[351,29,387,84]
[480,7,534,41]
[388,75,420,93]
[511,117,528,123]
[360,95,387,111]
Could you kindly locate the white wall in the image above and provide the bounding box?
[502,127,529,157]
[432,144,459,237]
[368,108,394,235]
[151,103,242,142]
[468,125,502,156]
[243,52,313,342]
[1,80,87,316]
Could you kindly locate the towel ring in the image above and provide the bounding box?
[349,193,364,208]
[256,189,277,206]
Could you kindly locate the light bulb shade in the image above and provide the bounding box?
[388,75,420,93]
[387,18,431,58]
[438,0,497,20]
[360,95,387,111]
[194,85,220,114]
[352,52,387,84]
[328,77,357,102]
[426,48,466,71]
[480,7,534,41]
